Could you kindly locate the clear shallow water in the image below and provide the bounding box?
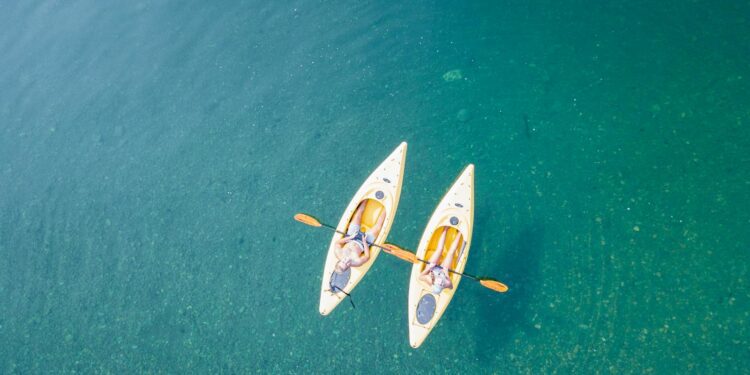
[1,1,748,373]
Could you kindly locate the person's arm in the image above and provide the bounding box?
[334,244,344,259]
[359,240,370,263]
[362,238,369,255]
[419,264,434,284]
[335,233,356,247]
[420,261,436,276]
[420,266,432,276]
[334,235,354,259]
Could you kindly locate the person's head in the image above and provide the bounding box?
[335,257,352,274]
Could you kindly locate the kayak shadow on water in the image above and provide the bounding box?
[469,220,544,362]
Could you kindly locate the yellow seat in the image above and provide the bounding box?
[355,199,384,234]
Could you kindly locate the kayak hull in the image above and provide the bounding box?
[319,142,407,316]
[407,164,474,348]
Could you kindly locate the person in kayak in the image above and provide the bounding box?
[419,226,460,294]
[334,200,386,274]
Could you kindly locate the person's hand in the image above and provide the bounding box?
[339,234,354,245]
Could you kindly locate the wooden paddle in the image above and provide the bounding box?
[381,244,509,293]
[294,213,399,254]
[294,213,509,293]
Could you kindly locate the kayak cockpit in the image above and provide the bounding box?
[418,225,464,287]
[348,198,384,235]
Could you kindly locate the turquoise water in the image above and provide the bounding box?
[1,1,748,372]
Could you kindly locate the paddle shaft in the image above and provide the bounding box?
[297,213,507,292]
[320,222,480,281]
[320,222,395,254]
[409,254,481,281]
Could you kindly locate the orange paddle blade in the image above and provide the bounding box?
[479,279,509,293]
[381,244,419,264]
[294,213,321,227]
[380,243,401,253]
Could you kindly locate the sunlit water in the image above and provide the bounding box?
[1,1,748,372]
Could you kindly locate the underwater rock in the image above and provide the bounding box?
[442,69,463,82]
[456,108,471,122]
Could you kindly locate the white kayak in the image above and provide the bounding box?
[407,164,474,348]
[319,142,407,316]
